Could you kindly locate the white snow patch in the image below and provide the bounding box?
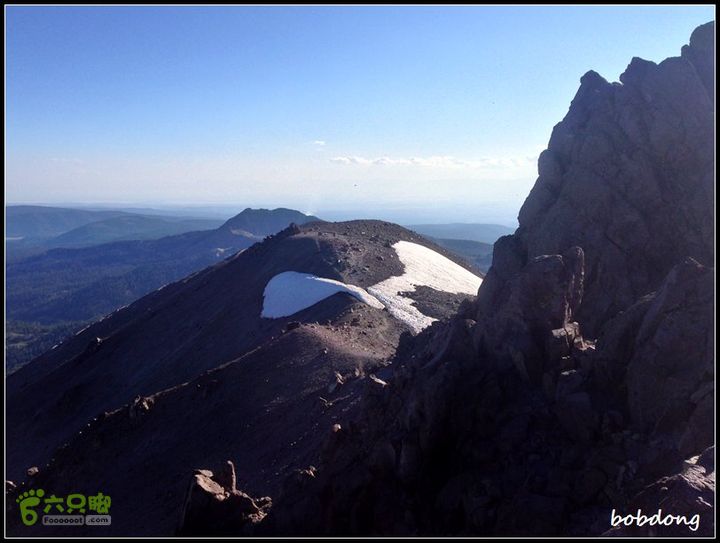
[259,241,482,333]
[367,241,482,334]
[261,271,384,318]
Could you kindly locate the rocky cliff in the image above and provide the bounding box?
[485,21,714,338]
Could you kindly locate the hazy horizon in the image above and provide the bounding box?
[6,5,714,225]
[4,200,521,227]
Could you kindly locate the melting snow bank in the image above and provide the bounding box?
[260,241,482,332]
[261,271,384,318]
[367,241,482,333]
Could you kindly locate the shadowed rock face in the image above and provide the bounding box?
[474,246,585,382]
[624,258,714,452]
[256,22,715,537]
[484,21,714,337]
[604,446,715,537]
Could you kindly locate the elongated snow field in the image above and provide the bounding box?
[261,241,482,333]
[261,271,383,318]
[367,241,482,333]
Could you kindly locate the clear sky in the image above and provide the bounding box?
[5,5,715,224]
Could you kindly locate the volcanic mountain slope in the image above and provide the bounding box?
[254,22,715,537]
[7,208,320,325]
[6,207,320,373]
[6,220,482,535]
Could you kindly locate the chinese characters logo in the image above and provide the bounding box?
[16,489,111,527]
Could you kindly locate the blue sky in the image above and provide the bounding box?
[5,5,714,224]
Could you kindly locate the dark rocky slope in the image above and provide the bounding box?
[256,21,715,537]
[5,220,478,536]
[7,298,404,536]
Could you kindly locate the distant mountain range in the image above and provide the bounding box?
[6,208,504,373]
[6,207,321,372]
[407,223,514,244]
[404,223,512,273]
[6,205,225,260]
[7,205,129,239]
[44,215,224,248]
[428,237,494,273]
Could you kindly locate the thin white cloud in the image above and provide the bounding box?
[330,154,539,170]
[330,155,372,165]
[312,140,326,146]
[50,157,84,164]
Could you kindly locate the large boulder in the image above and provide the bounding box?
[178,461,271,536]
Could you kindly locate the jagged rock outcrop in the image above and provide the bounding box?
[178,461,271,536]
[485,21,714,337]
[254,21,715,537]
[474,246,586,382]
